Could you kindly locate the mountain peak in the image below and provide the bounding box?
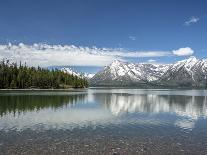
[182,56,198,66]
[61,67,94,79]
[176,56,198,65]
[110,59,125,67]
[111,59,123,63]
[186,56,197,61]
[90,57,207,87]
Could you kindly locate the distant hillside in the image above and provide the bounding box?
[61,67,95,79]
[90,57,207,88]
[47,65,102,79]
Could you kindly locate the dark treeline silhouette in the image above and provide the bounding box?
[0,60,88,89]
[0,94,87,116]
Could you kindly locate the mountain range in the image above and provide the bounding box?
[61,67,95,79]
[90,56,207,88]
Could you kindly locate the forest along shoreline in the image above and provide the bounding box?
[0,60,88,89]
[0,88,88,91]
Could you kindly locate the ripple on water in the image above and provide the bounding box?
[0,89,207,154]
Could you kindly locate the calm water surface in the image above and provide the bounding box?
[0,88,207,154]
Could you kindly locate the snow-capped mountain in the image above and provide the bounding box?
[90,57,207,87]
[61,67,81,77]
[159,56,207,87]
[61,67,94,79]
[90,60,170,86]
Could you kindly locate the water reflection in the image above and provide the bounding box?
[0,92,114,131]
[0,94,87,117]
[94,93,207,130]
[0,89,207,131]
[95,94,207,119]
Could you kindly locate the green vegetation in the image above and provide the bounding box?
[0,94,87,116]
[0,60,88,89]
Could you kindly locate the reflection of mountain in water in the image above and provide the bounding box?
[1,90,207,131]
[0,94,87,117]
[95,94,207,119]
[0,93,114,131]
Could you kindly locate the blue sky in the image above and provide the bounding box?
[0,0,207,68]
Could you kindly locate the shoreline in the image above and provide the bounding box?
[0,88,88,91]
[1,87,207,91]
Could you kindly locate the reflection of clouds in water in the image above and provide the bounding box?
[0,106,166,131]
[0,107,115,131]
[1,89,207,131]
[90,89,207,97]
[96,94,207,120]
[94,93,207,130]
[87,92,94,102]
[175,119,195,130]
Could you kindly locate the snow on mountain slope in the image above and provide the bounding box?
[162,57,207,82]
[61,67,94,79]
[90,60,170,86]
[169,56,198,75]
[61,67,81,77]
[91,57,207,87]
[84,73,95,79]
[136,63,170,81]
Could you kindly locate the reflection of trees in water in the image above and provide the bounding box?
[0,94,87,117]
[94,93,207,118]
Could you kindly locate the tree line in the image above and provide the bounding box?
[0,94,87,116]
[0,60,88,89]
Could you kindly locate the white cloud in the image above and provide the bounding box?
[172,47,194,56]
[100,51,171,57]
[130,51,170,57]
[0,43,116,67]
[0,43,194,67]
[129,36,136,41]
[147,59,156,63]
[184,16,199,26]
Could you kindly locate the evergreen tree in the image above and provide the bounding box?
[0,60,88,89]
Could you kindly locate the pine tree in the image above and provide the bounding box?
[0,60,88,89]
[10,79,17,88]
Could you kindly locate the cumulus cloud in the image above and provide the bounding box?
[172,47,194,56]
[0,43,194,67]
[184,16,199,26]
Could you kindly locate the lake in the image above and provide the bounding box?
[0,88,207,154]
